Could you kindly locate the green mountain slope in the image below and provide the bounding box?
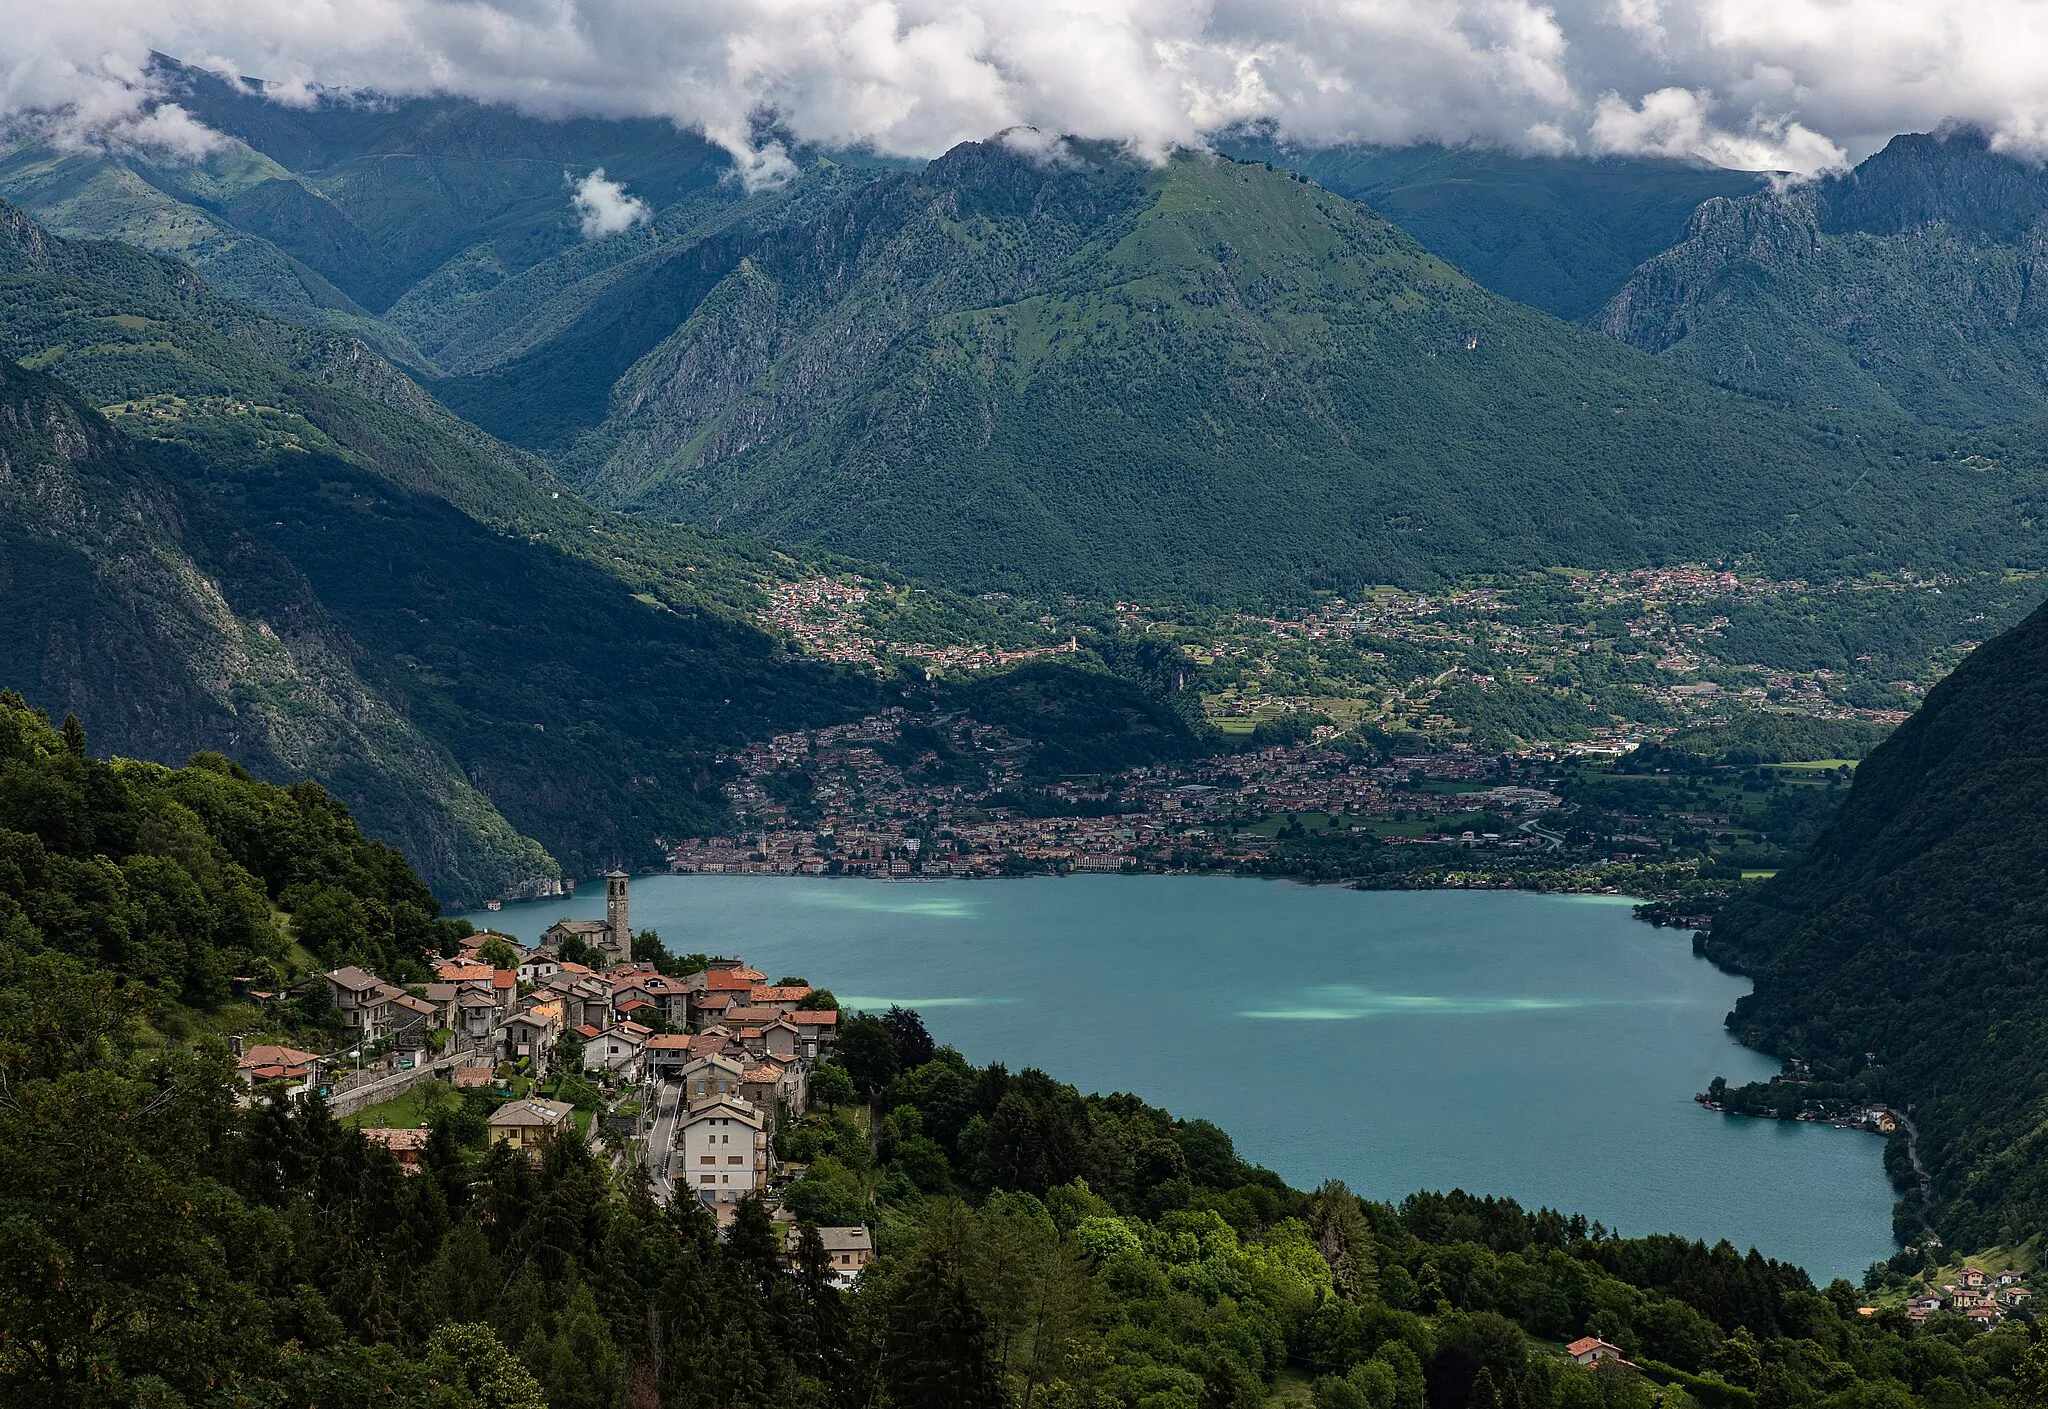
[1704,591,2048,1246]
[0,356,556,902]
[0,201,883,896]
[569,140,2035,602]
[1223,137,1766,322]
[1603,129,2048,428]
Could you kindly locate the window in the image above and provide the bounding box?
[701,1174,716,1184]
[700,1156,715,1164]
[727,1155,743,1165]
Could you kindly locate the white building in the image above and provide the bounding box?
[678,1095,766,1204]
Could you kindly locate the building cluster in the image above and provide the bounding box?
[1906,1267,2031,1325]
[761,574,1080,675]
[235,888,873,1281]
[671,721,1567,877]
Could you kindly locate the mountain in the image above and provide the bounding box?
[562,139,2036,603]
[1223,137,1767,322]
[1603,129,2048,428]
[0,201,883,901]
[0,356,556,902]
[1703,592,2048,1246]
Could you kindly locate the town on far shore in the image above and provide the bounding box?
[233,877,873,1283]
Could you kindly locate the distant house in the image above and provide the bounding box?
[361,1127,430,1168]
[678,1095,765,1203]
[324,966,396,1039]
[743,1062,806,1121]
[762,1019,802,1060]
[644,1033,696,1081]
[457,991,500,1044]
[786,1009,838,1057]
[501,1009,561,1078]
[786,1224,873,1286]
[679,1053,747,1104]
[387,992,438,1046]
[488,1098,575,1154]
[1566,1338,1628,1367]
[237,1044,321,1097]
[582,1023,650,1079]
[453,1065,495,1090]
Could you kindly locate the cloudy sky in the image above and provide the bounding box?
[6,0,2046,178]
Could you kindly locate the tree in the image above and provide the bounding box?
[425,1323,548,1409]
[810,1064,857,1107]
[476,938,520,970]
[883,1006,936,1069]
[836,1014,900,1098]
[883,1245,1006,1409]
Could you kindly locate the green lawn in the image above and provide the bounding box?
[345,1082,456,1130]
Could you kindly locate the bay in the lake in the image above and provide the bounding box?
[481,874,1896,1282]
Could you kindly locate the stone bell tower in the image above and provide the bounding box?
[604,870,631,963]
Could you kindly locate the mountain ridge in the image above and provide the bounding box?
[562,140,2036,602]
[1602,128,2048,428]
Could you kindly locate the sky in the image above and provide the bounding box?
[5,0,2047,180]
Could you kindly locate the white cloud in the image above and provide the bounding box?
[0,0,2045,178]
[570,168,652,237]
[1590,87,1846,174]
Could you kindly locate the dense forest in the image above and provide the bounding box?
[1704,596,2048,1247]
[3,687,2042,1409]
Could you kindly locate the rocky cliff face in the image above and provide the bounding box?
[1602,129,2048,427]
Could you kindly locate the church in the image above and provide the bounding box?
[540,870,633,965]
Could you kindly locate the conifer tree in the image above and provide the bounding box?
[883,1244,1005,1409]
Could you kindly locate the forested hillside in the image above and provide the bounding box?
[0,201,885,900]
[1704,595,2048,1247]
[1,690,2035,1409]
[1603,129,2048,427]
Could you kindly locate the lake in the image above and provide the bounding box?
[480,874,1896,1282]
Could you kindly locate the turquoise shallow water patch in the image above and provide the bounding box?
[785,888,980,918]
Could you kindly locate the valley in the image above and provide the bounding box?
[5,49,2048,1409]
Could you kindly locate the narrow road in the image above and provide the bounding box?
[644,1078,680,1203]
[1897,1110,1935,1231]
[1517,816,1566,851]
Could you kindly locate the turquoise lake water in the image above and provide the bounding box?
[482,874,1896,1282]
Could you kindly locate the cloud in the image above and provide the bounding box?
[569,168,652,237]
[1590,87,1847,174]
[0,0,2045,180]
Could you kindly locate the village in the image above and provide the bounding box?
[673,712,1576,880]
[233,876,875,1284]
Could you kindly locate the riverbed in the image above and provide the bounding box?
[480,874,1895,1282]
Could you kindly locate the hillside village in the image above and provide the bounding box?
[238,884,873,1282]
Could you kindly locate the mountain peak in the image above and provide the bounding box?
[1818,125,2048,241]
